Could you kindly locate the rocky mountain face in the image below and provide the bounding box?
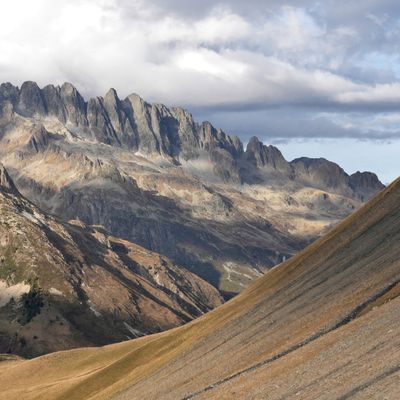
[0,165,222,357]
[0,81,384,295]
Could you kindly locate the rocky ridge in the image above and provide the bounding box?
[0,81,384,294]
[0,81,383,192]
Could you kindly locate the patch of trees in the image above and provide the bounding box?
[21,279,44,323]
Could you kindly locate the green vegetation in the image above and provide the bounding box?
[20,278,44,324]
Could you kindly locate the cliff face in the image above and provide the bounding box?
[0,81,383,192]
[0,81,385,294]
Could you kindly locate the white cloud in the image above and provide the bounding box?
[335,83,400,105]
[2,0,400,178]
[1,0,400,144]
[175,49,248,80]
[194,9,250,43]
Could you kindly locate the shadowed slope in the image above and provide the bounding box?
[0,167,223,357]
[0,179,399,399]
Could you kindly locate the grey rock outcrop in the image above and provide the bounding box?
[288,157,384,200]
[0,163,19,194]
[349,171,385,200]
[0,82,248,182]
[25,125,54,153]
[0,82,19,105]
[291,157,350,190]
[245,136,291,173]
[17,81,47,117]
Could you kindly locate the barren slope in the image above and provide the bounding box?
[0,176,397,399]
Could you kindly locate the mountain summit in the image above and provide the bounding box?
[0,81,382,191]
[0,82,384,295]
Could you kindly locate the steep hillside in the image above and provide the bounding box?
[0,81,384,294]
[0,164,222,358]
[0,175,397,399]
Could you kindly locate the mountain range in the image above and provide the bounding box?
[0,155,397,400]
[0,81,384,298]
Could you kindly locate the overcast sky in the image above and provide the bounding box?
[0,0,399,182]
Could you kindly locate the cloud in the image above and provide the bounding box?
[1,0,400,144]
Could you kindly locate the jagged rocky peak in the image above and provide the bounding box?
[0,83,18,122]
[198,121,243,156]
[349,171,385,200]
[105,87,118,99]
[103,88,121,114]
[103,88,137,147]
[171,106,195,126]
[59,82,87,126]
[122,92,164,155]
[245,136,289,171]
[60,81,85,105]
[231,135,243,154]
[0,82,19,105]
[0,81,385,191]
[123,92,144,117]
[198,121,218,149]
[349,171,384,190]
[18,81,47,117]
[41,82,86,126]
[104,88,122,119]
[291,157,350,190]
[0,81,87,125]
[41,84,67,123]
[0,163,19,194]
[0,81,242,163]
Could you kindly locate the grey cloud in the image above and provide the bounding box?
[120,0,308,18]
[194,108,400,141]
[1,0,400,143]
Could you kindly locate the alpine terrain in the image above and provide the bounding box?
[0,81,384,296]
[0,163,222,357]
[0,156,397,400]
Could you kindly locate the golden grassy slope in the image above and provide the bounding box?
[0,179,399,400]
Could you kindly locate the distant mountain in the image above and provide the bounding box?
[0,163,398,400]
[0,164,222,357]
[0,81,384,295]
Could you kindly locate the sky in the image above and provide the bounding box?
[0,0,399,182]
